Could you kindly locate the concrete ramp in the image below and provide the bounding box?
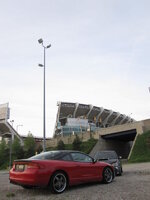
[0,120,23,144]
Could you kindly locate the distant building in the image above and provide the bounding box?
[54,102,135,137]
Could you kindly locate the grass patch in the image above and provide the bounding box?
[46,146,57,151]
[46,138,98,154]
[65,137,98,154]
[80,138,98,154]
[129,131,150,163]
[64,143,73,150]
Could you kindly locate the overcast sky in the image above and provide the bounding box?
[0,0,150,138]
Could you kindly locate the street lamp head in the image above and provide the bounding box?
[16,124,23,128]
[38,38,43,44]
[46,44,51,48]
[38,64,44,67]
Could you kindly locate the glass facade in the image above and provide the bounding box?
[62,125,88,136]
[56,118,97,136]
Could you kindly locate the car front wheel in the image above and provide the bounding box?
[103,167,113,184]
[50,172,67,194]
[118,167,123,176]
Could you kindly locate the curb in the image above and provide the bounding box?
[0,171,9,174]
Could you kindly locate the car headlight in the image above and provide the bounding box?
[112,162,118,168]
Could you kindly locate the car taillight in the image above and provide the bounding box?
[14,162,40,171]
[12,163,15,170]
[26,163,40,169]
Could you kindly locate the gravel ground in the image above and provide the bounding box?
[0,162,150,200]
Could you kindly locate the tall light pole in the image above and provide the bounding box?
[9,120,14,169]
[38,38,51,152]
[16,124,23,133]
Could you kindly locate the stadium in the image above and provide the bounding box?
[54,102,135,137]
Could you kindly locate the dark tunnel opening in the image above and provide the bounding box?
[101,129,137,159]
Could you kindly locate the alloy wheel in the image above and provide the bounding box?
[103,167,113,183]
[52,172,67,193]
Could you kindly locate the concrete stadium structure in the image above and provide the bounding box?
[54,101,135,136]
[51,101,150,159]
[0,119,23,144]
[0,103,50,147]
[0,103,23,144]
[1,102,150,159]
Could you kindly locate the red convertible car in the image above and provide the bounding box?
[9,150,115,193]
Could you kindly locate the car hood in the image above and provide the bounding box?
[97,159,117,164]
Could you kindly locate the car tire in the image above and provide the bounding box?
[103,167,113,184]
[50,171,67,194]
[118,168,123,176]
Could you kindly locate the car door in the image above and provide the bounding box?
[70,152,100,183]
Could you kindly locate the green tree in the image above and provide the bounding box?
[35,144,43,154]
[24,133,36,158]
[57,140,65,150]
[0,139,9,169]
[12,138,24,160]
[72,135,82,151]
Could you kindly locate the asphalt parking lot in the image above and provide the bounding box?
[0,162,150,200]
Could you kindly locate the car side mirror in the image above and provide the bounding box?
[93,158,97,163]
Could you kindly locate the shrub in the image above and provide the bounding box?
[81,138,98,154]
[57,140,65,150]
[72,135,82,151]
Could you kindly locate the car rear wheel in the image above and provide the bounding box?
[103,167,113,184]
[50,172,67,194]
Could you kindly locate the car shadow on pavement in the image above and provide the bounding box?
[14,180,117,197]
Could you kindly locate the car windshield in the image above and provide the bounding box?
[29,151,62,160]
[95,151,118,160]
